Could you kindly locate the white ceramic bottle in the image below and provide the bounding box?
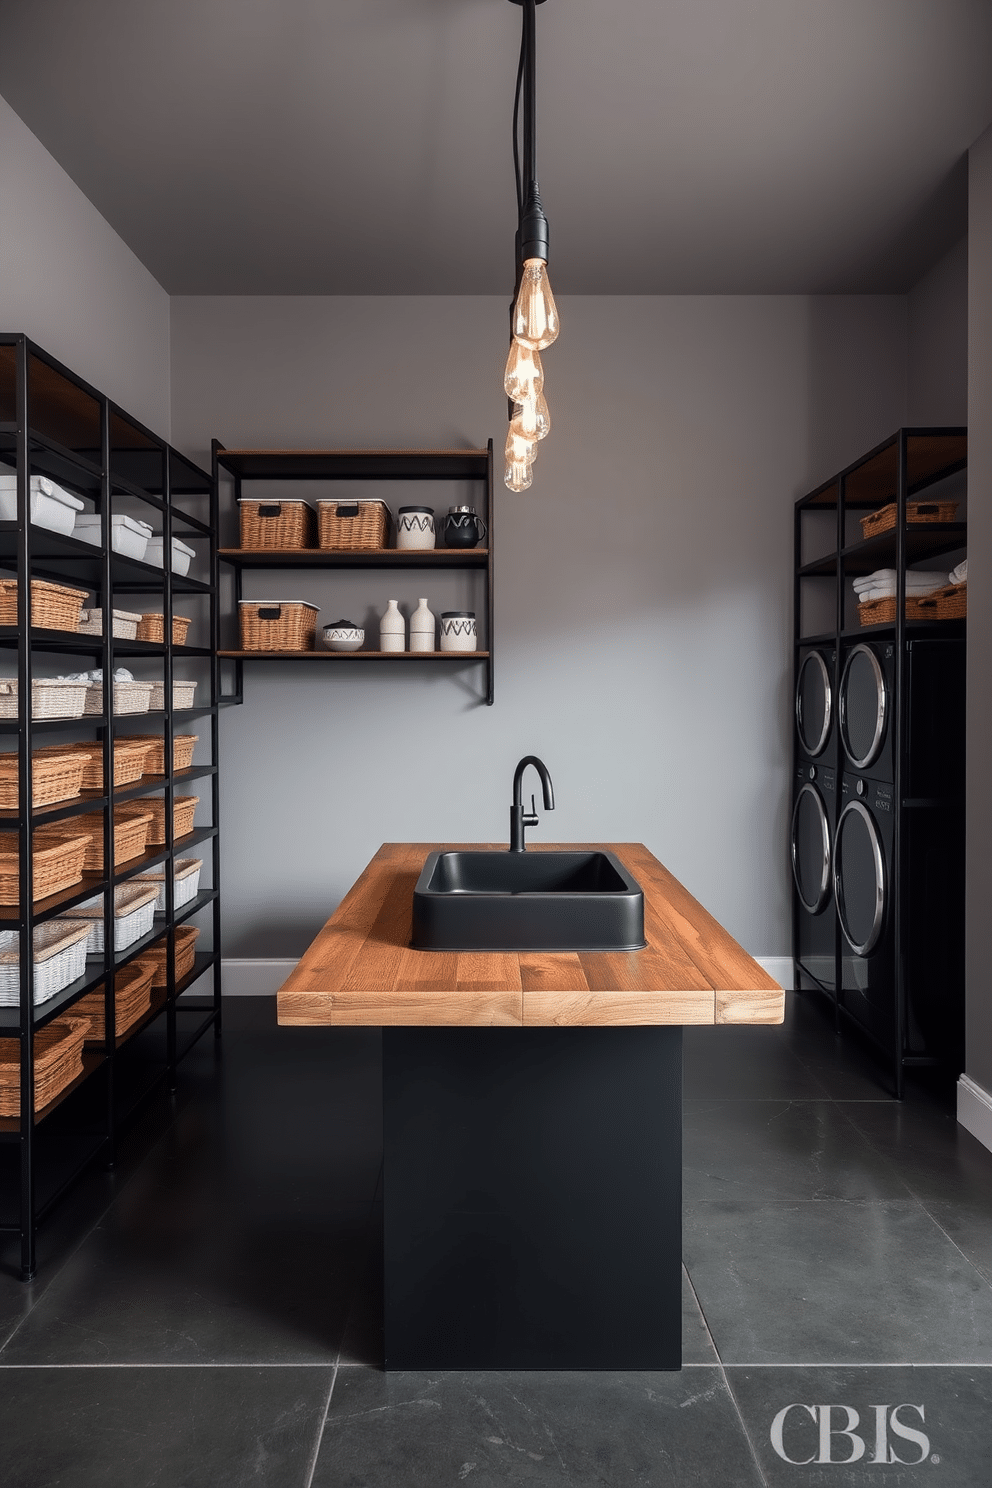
[379,599,405,652]
[409,597,435,653]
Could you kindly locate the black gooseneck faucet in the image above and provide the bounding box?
[510,755,555,851]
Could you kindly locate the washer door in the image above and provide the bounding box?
[840,645,887,769]
[796,652,832,757]
[833,800,885,955]
[791,783,831,914]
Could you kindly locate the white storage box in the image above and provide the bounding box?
[0,677,89,720]
[0,474,85,536]
[74,514,153,563]
[75,883,160,956]
[135,858,202,914]
[148,679,197,711]
[82,679,153,716]
[0,920,92,1005]
[144,536,196,576]
[78,608,142,640]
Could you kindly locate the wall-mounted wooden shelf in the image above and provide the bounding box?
[214,440,495,705]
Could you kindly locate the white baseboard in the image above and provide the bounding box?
[222,958,298,996]
[222,955,795,997]
[755,956,793,989]
[957,1074,992,1154]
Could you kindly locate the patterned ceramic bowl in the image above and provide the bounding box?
[323,621,365,653]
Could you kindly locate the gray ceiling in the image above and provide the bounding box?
[2,0,991,295]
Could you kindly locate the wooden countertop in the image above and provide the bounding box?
[277,843,785,1028]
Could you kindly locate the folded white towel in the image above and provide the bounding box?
[853,568,947,592]
[949,559,968,585]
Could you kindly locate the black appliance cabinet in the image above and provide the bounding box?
[792,427,967,1096]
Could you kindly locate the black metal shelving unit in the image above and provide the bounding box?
[0,334,223,1277]
[793,427,967,1096]
[212,441,495,706]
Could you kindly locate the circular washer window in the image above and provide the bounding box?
[791,783,831,914]
[840,645,887,769]
[833,800,885,955]
[796,652,832,757]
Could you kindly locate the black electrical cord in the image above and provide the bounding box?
[513,15,525,217]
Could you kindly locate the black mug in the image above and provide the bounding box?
[442,506,487,549]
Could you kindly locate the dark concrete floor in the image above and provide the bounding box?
[1,991,991,1486]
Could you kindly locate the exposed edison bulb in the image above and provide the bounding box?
[512,392,550,443]
[505,457,533,492]
[513,259,559,350]
[505,425,536,466]
[504,340,544,403]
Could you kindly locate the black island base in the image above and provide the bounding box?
[382,1024,683,1370]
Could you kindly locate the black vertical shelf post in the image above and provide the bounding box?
[14,335,35,1280]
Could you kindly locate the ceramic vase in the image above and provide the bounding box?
[379,599,405,652]
[439,611,477,653]
[409,597,435,653]
[396,506,436,551]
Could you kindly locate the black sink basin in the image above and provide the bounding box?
[411,850,646,952]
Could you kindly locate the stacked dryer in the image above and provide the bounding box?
[833,637,966,1072]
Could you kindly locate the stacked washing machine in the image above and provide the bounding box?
[794,633,967,1084]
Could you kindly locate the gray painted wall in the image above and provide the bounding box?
[967,130,992,1091]
[909,236,969,425]
[171,293,907,961]
[0,94,170,434]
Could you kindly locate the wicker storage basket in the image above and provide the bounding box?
[74,961,156,1045]
[913,581,967,621]
[120,733,197,775]
[0,1015,88,1117]
[49,738,153,790]
[0,677,89,721]
[0,829,92,906]
[82,679,153,717]
[136,614,192,645]
[318,499,391,551]
[0,921,91,1006]
[239,499,317,550]
[239,601,319,651]
[77,608,142,639]
[73,807,153,873]
[860,500,960,540]
[140,925,200,989]
[0,748,92,809]
[0,577,89,632]
[147,680,197,711]
[136,858,202,913]
[143,795,199,847]
[856,596,925,626]
[74,882,160,956]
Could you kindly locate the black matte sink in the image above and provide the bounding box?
[411,850,646,952]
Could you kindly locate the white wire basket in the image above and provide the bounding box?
[135,858,202,913]
[0,921,92,1005]
[75,883,160,956]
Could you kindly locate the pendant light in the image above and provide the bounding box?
[503,0,558,492]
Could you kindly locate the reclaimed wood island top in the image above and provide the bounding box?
[277,842,785,1028]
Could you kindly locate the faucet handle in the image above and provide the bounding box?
[523,793,539,827]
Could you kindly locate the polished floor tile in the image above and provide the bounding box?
[682,1265,719,1364]
[683,1098,914,1203]
[842,1096,992,1210]
[313,1366,763,1488]
[727,1365,992,1487]
[683,1024,832,1101]
[0,1364,332,1488]
[684,1199,992,1364]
